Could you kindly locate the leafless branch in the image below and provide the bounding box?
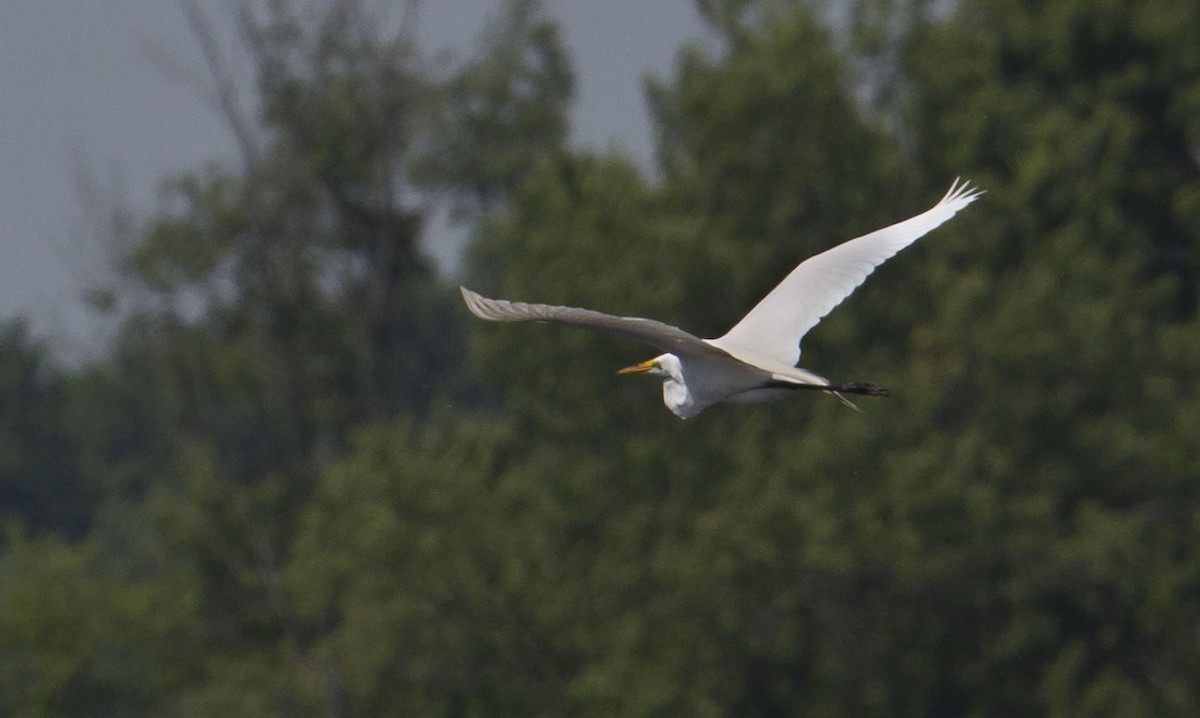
[398,0,423,45]
[179,0,262,174]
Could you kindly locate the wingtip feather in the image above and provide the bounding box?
[940,178,986,208]
[460,285,494,321]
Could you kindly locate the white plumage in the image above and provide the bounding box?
[462,179,983,418]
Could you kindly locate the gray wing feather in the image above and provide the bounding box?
[461,286,727,359]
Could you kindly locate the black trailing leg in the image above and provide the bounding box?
[766,379,889,396]
[829,382,889,397]
[765,379,889,411]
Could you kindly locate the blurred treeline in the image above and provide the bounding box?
[3,0,1199,714]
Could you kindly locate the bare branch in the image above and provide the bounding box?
[179,0,262,174]
[397,0,424,45]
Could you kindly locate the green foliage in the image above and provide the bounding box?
[900,0,1200,309]
[0,322,89,536]
[425,0,575,217]
[4,0,1200,714]
[289,417,574,715]
[0,531,197,716]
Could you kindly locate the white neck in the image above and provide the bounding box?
[651,354,702,419]
[662,377,700,418]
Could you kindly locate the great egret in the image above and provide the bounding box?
[462,179,982,418]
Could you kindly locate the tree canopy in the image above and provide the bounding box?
[2,0,1199,715]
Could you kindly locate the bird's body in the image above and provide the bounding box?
[626,352,838,419]
[462,179,983,418]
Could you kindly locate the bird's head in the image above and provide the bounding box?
[617,353,682,381]
[617,353,696,418]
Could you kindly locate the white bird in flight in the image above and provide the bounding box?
[462,179,982,418]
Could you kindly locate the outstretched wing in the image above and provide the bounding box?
[709,179,983,367]
[461,287,730,360]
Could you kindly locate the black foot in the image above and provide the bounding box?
[836,382,889,397]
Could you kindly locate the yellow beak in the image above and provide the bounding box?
[617,359,658,375]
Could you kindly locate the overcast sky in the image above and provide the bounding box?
[0,1,707,357]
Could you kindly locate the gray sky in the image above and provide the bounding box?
[0,1,707,357]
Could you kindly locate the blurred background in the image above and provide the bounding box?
[1,0,1198,715]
